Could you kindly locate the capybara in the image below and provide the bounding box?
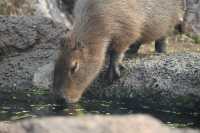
[53,0,184,103]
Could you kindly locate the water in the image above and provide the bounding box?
[0,89,199,128]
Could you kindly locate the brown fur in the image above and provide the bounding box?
[53,0,184,103]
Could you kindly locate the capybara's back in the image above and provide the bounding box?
[53,0,184,103]
[74,0,184,44]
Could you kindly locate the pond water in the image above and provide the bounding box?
[0,89,199,128]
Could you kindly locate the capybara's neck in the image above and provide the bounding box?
[76,36,109,91]
[71,11,112,88]
[73,17,110,63]
[83,36,110,67]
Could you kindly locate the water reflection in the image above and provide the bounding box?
[0,89,199,128]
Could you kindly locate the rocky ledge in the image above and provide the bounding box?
[0,115,199,133]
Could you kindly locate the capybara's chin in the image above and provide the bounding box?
[63,88,83,103]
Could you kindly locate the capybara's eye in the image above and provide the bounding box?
[70,61,79,74]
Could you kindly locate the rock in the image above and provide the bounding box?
[184,0,200,36]
[0,115,199,133]
[33,62,54,89]
[0,0,73,27]
[0,16,68,91]
[0,122,10,133]
[33,0,73,27]
[89,53,200,112]
[0,0,34,15]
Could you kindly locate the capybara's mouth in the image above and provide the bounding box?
[64,96,80,104]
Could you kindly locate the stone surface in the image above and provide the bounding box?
[0,122,10,133]
[88,53,200,112]
[0,0,73,27]
[184,0,200,36]
[33,62,55,89]
[0,115,199,133]
[33,0,73,27]
[0,16,68,91]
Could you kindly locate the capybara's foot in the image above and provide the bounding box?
[106,49,124,82]
[119,63,127,71]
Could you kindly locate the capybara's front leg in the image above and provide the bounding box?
[106,49,124,82]
[106,37,136,82]
[155,37,167,53]
[128,40,142,54]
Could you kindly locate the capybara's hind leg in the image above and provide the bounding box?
[155,37,166,53]
[106,49,124,82]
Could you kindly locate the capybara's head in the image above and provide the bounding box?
[53,31,103,103]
